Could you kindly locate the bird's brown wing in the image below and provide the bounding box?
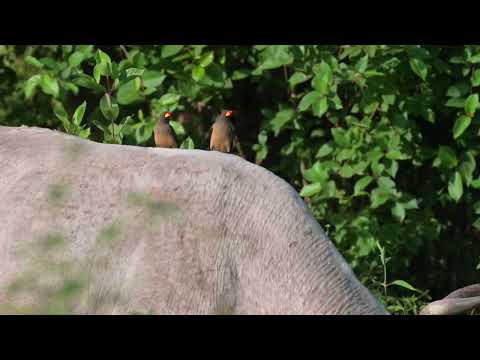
[168,123,178,148]
[155,122,178,148]
[226,122,236,153]
[209,126,213,150]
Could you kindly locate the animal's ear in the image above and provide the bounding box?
[420,283,480,315]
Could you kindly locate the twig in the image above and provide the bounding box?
[283,65,291,99]
[119,45,131,61]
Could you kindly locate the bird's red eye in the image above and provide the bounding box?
[164,112,172,118]
[225,110,233,117]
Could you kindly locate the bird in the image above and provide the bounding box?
[154,111,178,148]
[210,110,236,153]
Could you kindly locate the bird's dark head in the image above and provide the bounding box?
[218,109,234,121]
[158,111,173,123]
[163,111,173,120]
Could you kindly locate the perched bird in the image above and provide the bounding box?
[154,111,178,148]
[210,110,236,153]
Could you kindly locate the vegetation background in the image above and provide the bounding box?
[1,45,480,314]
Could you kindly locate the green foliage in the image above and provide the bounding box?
[2,45,480,314]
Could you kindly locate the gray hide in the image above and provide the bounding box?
[0,125,387,314]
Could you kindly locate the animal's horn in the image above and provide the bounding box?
[420,284,480,315]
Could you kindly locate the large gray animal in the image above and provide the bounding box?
[0,125,479,315]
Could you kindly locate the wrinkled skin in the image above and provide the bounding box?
[0,126,478,315]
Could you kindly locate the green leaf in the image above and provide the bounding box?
[72,101,86,126]
[312,62,332,95]
[391,202,406,222]
[72,75,104,92]
[25,55,44,68]
[355,55,369,73]
[271,109,295,136]
[161,45,184,58]
[339,164,354,178]
[354,176,373,197]
[298,91,322,112]
[143,70,166,88]
[389,280,417,292]
[52,100,69,124]
[331,128,349,147]
[300,183,322,197]
[40,74,59,97]
[446,98,466,108]
[192,66,205,81]
[62,82,79,95]
[472,69,480,87]
[288,72,310,88]
[93,63,104,83]
[465,94,479,117]
[371,161,385,177]
[378,176,396,192]
[370,188,390,208]
[450,56,465,64]
[386,150,408,160]
[78,128,91,139]
[232,69,250,81]
[96,49,112,65]
[68,51,85,67]
[330,95,343,110]
[115,79,143,105]
[125,68,145,78]
[24,75,42,99]
[353,161,369,175]
[447,83,470,98]
[403,199,419,210]
[199,51,214,67]
[169,120,186,137]
[459,152,476,187]
[437,146,458,168]
[134,77,142,91]
[316,143,334,158]
[201,63,227,87]
[192,45,207,58]
[364,70,384,77]
[472,178,480,189]
[324,180,337,198]
[473,201,480,215]
[337,148,355,162]
[363,101,379,114]
[180,137,195,149]
[303,162,329,183]
[448,171,463,202]
[473,218,480,231]
[39,57,57,70]
[409,58,428,80]
[453,115,472,139]
[255,46,293,72]
[158,93,180,107]
[469,54,480,63]
[312,97,328,118]
[76,45,94,55]
[100,93,119,122]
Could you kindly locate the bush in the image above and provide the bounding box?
[1,45,480,314]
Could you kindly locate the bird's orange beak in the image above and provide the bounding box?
[164,112,172,118]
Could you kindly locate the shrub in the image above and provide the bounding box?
[1,44,480,313]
